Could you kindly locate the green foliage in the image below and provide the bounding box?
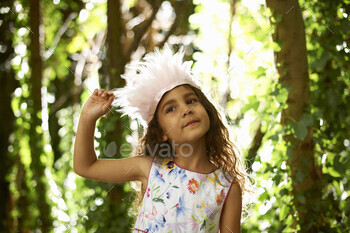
[301,0,350,231]
[190,0,350,232]
[286,113,313,140]
[6,0,350,232]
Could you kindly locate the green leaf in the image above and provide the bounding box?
[241,95,260,113]
[285,215,293,225]
[295,170,307,182]
[283,225,297,233]
[208,224,215,231]
[153,198,165,203]
[273,173,282,185]
[279,204,289,220]
[296,195,306,204]
[273,83,290,104]
[301,157,311,168]
[333,155,344,174]
[271,41,281,52]
[200,219,206,230]
[310,51,330,70]
[268,133,279,141]
[326,167,341,178]
[279,188,289,196]
[191,214,199,221]
[290,113,313,140]
[271,14,283,23]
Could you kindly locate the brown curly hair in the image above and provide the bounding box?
[128,84,253,229]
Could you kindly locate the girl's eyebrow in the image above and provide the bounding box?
[161,92,197,112]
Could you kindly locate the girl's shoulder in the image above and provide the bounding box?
[152,155,172,165]
[139,155,170,177]
[135,155,154,181]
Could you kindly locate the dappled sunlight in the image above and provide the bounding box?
[2,0,349,232]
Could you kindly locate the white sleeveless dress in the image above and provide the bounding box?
[132,155,234,233]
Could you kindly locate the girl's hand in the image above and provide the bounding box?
[81,89,115,121]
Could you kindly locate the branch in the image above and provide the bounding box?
[44,0,85,60]
[157,1,184,48]
[125,0,162,63]
[50,31,106,113]
[44,12,78,60]
[246,123,265,173]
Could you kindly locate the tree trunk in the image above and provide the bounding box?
[107,0,125,89]
[0,0,19,231]
[103,0,128,227]
[17,157,31,233]
[29,0,53,231]
[265,0,322,231]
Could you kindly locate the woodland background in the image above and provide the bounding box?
[0,0,349,232]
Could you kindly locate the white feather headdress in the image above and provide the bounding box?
[111,44,203,128]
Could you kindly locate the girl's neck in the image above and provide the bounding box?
[171,138,217,173]
[172,154,217,174]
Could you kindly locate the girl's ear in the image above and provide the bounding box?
[157,126,168,142]
[161,134,168,142]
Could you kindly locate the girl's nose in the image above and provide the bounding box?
[182,106,193,117]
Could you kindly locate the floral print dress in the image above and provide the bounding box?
[132,156,234,233]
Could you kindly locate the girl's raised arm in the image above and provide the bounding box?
[73,89,151,183]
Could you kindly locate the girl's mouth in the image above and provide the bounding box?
[184,120,200,128]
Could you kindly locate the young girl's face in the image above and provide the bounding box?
[156,85,210,144]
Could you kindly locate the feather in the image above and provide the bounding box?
[111,43,202,128]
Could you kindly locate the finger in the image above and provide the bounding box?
[98,89,105,96]
[107,91,115,98]
[103,91,112,99]
[93,89,98,95]
[107,95,114,107]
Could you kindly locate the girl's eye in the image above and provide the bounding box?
[166,106,175,113]
[165,99,197,113]
[187,98,197,104]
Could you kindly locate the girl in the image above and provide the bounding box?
[74,45,253,233]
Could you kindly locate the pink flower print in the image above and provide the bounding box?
[197,173,209,182]
[188,178,199,194]
[165,218,200,233]
[163,207,168,215]
[138,211,144,220]
[146,187,151,198]
[166,222,187,233]
[144,208,167,231]
[216,189,226,204]
[145,206,157,221]
[188,217,200,231]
